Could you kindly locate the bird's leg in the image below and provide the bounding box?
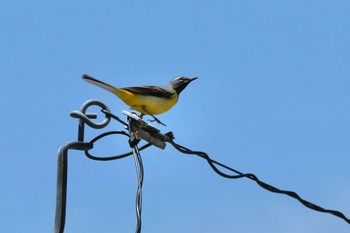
[142,106,166,126]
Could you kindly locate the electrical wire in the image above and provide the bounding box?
[84,130,146,233]
[132,145,143,233]
[128,119,144,233]
[167,137,350,225]
[84,131,152,161]
[80,106,350,226]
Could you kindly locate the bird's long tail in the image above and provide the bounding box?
[82,74,118,93]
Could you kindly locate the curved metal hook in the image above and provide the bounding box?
[70,99,111,129]
[69,99,111,141]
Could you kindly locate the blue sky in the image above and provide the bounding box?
[1,0,350,232]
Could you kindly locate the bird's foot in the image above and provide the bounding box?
[141,106,167,126]
[148,117,166,127]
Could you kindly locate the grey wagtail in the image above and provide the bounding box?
[82,74,198,126]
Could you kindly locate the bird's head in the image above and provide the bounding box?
[170,76,198,94]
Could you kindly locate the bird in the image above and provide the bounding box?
[82,74,198,126]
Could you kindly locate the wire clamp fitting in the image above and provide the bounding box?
[122,110,169,149]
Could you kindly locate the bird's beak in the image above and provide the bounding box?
[190,77,198,82]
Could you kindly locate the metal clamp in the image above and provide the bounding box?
[122,110,170,149]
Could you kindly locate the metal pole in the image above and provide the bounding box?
[54,142,93,233]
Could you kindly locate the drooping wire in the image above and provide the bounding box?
[81,105,350,226]
[84,130,152,161]
[132,145,143,233]
[81,110,147,232]
[167,136,350,225]
[127,118,144,233]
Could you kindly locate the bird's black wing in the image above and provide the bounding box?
[121,85,176,98]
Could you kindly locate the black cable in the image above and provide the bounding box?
[84,131,152,161]
[101,109,128,127]
[168,138,350,225]
[79,107,350,225]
